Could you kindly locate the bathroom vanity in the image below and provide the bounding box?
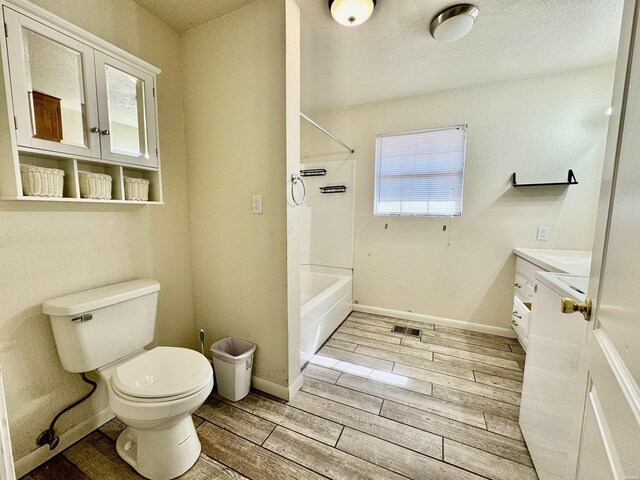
[511,248,591,349]
[520,271,590,480]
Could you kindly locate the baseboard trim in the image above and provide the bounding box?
[14,407,114,478]
[288,373,304,399]
[251,373,304,402]
[352,304,516,339]
[251,375,287,399]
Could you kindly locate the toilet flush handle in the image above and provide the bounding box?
[71,313,93,323]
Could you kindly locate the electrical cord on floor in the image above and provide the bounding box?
[36,373,97,450]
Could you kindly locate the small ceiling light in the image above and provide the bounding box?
[328,0,376,27]
[430,4,479,42]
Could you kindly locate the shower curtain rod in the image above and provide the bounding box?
[300,112,355,154]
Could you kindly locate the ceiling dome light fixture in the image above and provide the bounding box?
[430,4,479,42]
[328,0,376,27]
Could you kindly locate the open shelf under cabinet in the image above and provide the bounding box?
[16,153,163,203]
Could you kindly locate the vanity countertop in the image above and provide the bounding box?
[513,248,592,276]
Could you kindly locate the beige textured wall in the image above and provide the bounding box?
[302,65,614,331]
[0,0,193,464]
[182,0,295,391]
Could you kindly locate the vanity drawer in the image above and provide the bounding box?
[525,282,536,302]
[512,296,530,339]
[514,274,527,300]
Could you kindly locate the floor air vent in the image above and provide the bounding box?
[392,325,421,337]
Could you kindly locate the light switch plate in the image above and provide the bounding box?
[252,194,263,214]
[537,226,550,241]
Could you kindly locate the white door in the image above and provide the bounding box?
[575,0,640,477]
[0,370,15,480]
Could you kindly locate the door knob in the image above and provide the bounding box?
[561,298,592,321]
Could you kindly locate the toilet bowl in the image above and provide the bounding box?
[99,346,213,480]
[43,279,214,480]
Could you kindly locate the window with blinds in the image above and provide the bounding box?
[374,126,467,216]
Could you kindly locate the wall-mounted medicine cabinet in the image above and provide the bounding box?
[0,0,163,203]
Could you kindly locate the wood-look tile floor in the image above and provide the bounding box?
[23,312,537,480]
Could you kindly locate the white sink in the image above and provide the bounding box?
[558,275,590,295]
[545,254,591,265]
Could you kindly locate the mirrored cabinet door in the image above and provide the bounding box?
[94,51,158,168]
[4,7,100,158]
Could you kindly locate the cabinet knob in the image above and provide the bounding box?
[512,311,522,319]
[90,127,100,133]
[511,320,519,326]
[101,129,110,136]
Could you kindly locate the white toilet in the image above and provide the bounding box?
[43,279,213,480]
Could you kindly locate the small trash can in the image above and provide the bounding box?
[210,337,256,401]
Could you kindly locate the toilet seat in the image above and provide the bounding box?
[112,378,211,403]
[112,346,212,402]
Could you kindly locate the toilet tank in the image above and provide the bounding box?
[43,279,161,373]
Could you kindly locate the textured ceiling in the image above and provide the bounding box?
[300,0,624,111]
[132,0,255,33]
[133,0,624,112]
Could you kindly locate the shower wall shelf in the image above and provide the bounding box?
[320,185,347,194]
[512,169,578,188]
[300,168,327,177]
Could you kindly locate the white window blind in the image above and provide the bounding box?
[374,125,466,216]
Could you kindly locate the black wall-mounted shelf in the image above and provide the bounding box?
[320,185,347,194]
[512,169,578,188]
[300,168,327,177]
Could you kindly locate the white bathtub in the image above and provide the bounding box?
[300,268,352,364]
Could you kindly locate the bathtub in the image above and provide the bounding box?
[300,267,352,364]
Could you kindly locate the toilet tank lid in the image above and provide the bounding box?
[43,279,160,316]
